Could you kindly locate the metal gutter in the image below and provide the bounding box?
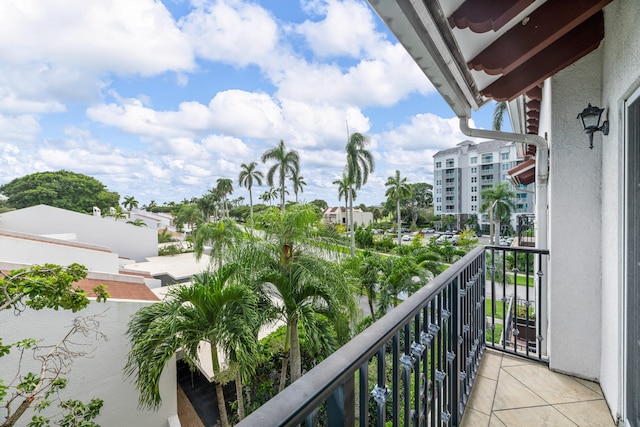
[459,116,548,252]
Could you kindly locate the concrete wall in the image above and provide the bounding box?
[543,0,640,419]
[0,231,120,273]
[0,299,177,427]
[546,49,603,380]
[598,0,640,417]
[0,205,157,262]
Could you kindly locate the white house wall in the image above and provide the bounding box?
[0,232,119,273]
[0,299,177,426]
[0,205,157,262]
[546,49,603,380]
[599,0,640,416]
[543,0,640,418]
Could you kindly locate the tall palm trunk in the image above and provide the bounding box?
[396,199,402,246]
[289,319,302,384]
[349,185,355,255]
[278,324,292,391]
[280,176,286,212]
[366,290,377,322]
[211,346,230,427]
[249,190,254,236]
[235,370,245,421]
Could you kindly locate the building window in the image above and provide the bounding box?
[436,197,441,203]
[446,196,454,201]
[501,152,509,160]
[435,170,441,177]
[517,193,527,199]
[435,161,441,168]
[471,205,477,211]
[482,154,493,163]
[436,180,442,186]
[502,174,508,181]
[436,206,441,212]
[445,187,454,193]
[446,159,454,167]
[471,195,477,202]
[471,167,477,173]
[471,186,477,192]
[481,165,493,171]
[436,188,441,194]
[471,176,477,183]
[501,163,510,171]
[470,157,477,164]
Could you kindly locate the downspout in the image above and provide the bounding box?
[460,115,550,358]
[459,116,548,252]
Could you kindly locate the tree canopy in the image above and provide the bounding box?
[0,170,120,214]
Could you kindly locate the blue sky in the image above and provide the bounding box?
[0,0,499,208]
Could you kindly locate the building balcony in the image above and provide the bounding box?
[236,244,614,427]
[460,349,614,426]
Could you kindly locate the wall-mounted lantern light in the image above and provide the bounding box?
[577,103,609,149]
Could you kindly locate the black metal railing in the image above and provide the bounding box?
[237,244,550,426]
[484,245,550,361]
[238,246,487,427]
[517,214,535,247]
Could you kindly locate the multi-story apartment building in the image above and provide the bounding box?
[433,139,534,232]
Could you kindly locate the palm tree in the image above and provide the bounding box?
[290,170,306,203]
[123,195,139,212]
[493,101,508,131]
[216,178,234,218]
[385,170,412,246]
[173,203,203,234]
[233,205,357,390]
[238,161,264,235]
[193,218,244,269]
[342,251,382,322]
[261,140,300,212]
[481,182,516,244]
[126,218,147,227]
[378,255,426,315]
[345,132,375,255]
[104,205,127,221]
[125,265,257,427]
[333,173,354,229]
[197,192,218,221]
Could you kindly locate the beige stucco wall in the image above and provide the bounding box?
[598,0,640,420]
[542,0,640,420]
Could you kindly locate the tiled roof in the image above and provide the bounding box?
[77,277,159,301]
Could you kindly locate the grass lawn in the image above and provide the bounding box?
[486,323,503,344]
[485,298,505,319]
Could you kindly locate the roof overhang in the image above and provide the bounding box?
[368,0,611,137]
[508,158,536,186]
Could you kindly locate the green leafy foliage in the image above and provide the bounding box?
[0,170,119,214]
[1,264,109,312]
[1,265,108,427]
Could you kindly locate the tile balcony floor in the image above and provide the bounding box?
[460,349,617,427]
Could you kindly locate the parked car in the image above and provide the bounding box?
[421,228,435,234]
[401,235,412,241]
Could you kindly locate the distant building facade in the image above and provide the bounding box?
[433,140,534,231]
[323,207,373,228]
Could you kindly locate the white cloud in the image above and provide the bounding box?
[181,0,279,66]
[297,0,381,58]
[0,0,193,75]
[0,114,41,141]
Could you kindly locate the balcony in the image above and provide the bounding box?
[236,245,612,427]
